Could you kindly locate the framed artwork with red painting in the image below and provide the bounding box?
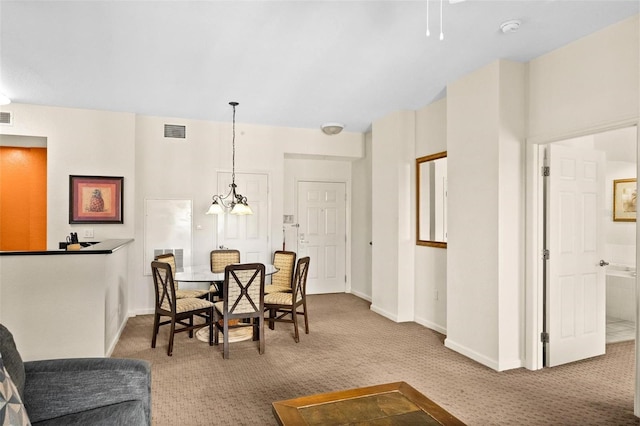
[69,175,123,224]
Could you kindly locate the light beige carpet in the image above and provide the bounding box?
[112,293,638,425]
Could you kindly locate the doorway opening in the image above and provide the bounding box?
[542,125,637,367]
[0,134,48,251]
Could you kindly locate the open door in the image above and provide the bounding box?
[545,144,607,366]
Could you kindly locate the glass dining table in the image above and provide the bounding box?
[175,263,279,284]
[174,263,279,343]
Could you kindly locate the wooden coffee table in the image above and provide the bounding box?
[272,381,465,425]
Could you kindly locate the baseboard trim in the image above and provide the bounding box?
[106,317,129,357]
[444,338,499,371]
[370,304,398,322]
[414,316,446,335]
[349,289,371,302]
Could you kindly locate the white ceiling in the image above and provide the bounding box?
[1,1,638,133]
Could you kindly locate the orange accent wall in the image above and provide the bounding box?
[0,147,47,250]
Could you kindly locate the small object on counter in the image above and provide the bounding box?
[66,243,81,251]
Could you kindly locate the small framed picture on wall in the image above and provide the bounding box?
[613,178,637,222]
[69,175,124,224]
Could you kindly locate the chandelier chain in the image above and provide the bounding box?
[231,102,236,185]
[205,101,252,215]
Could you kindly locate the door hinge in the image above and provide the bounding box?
[344,275,347,283]
[543,249,550,260]
[542,166,550,177]
[541,332,549,343]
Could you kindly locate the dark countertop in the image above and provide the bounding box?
[0,239,134,256]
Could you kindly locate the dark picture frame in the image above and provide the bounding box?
[69,175,123,224]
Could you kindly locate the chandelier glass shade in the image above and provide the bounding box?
[205,101,253,216]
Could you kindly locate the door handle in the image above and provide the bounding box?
[599,260,610,267]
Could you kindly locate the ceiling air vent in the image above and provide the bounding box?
[0,111,12,125]
[164,124,186,139]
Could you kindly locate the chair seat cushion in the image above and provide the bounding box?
[264,285,291,294]
[264,292,293,306]
[162,298,213,313]
[175,289,209,299]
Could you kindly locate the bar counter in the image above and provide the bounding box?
[0,238,133,256]
[0,239,134,361]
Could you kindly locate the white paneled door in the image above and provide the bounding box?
[217,172,270,264]
[546,144,606,367]
[297,181,346,294]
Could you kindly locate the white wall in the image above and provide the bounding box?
[445,60,525,371]
[414,98,447,333]
[0,103,136,246]
[371,110,416,322]
[0,103,138,332]
[0,103,364,316]
[351,132,372,300]
[133,115,363,313]
[0,244,131,361]
[497,61,526,369]
[528,15,639,143]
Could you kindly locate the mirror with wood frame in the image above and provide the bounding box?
[416,151,447,248]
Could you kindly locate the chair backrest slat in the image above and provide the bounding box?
[211,249,241,273]
[155,253,179,289]
[224,263,265,316]
[293,257,310,303]
[271,250,296,289]
[151,261,178,313]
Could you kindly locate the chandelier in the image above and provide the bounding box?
[205,101,253,216]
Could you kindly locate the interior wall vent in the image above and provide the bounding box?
[153,248,184,272]
[164,124,186,139]
[0,111,13,125]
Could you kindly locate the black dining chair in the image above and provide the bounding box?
[155,253,209,299]
[264,257,310,343]
[213,263,265,359]
[264,250,296,294]
[150,260,214,356]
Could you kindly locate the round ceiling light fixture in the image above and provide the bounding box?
[321,122,345,136]
[500,19,521,34]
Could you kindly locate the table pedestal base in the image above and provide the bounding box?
[195,325,254,343]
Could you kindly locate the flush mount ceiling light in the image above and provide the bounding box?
[205,101,253,216]
[500,19,521,34]
[321,122,345,136]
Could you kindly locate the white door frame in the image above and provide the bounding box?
[525,120,639,406]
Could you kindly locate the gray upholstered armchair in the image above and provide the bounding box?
[0,324,151,425]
